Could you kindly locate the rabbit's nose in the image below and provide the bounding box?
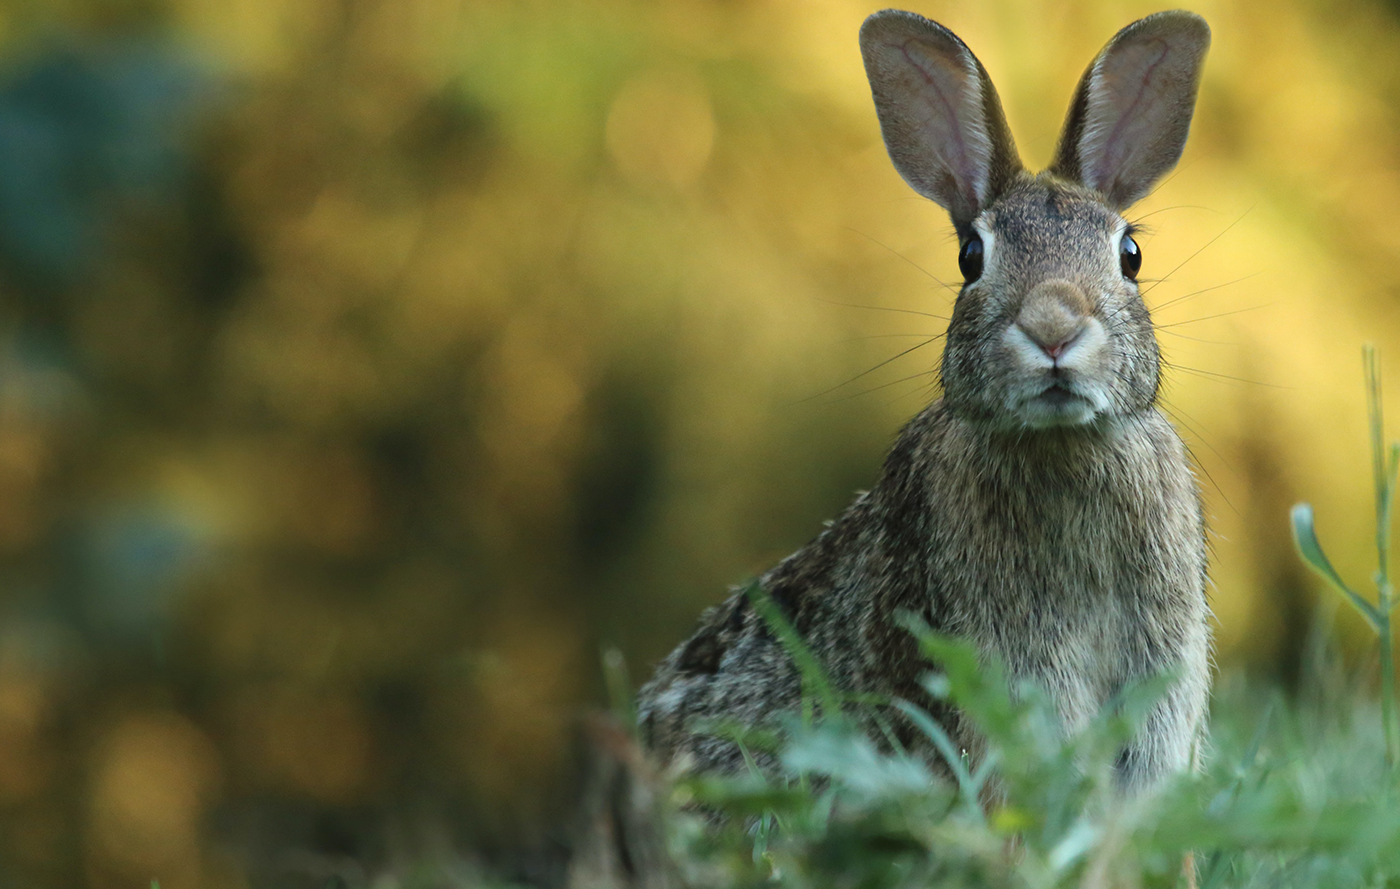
[1016,279,1092,361]
[1035,331,1081,361]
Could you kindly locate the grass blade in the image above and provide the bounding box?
[1291,503,1380,628]
[893,698,982,820]
[745,582,843,721]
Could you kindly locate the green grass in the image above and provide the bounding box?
[647,613,1398,888]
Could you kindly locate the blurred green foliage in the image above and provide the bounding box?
[660,619,1400,889]
[0,0,1399,885]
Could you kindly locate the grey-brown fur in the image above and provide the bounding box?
[638,10,1213,794]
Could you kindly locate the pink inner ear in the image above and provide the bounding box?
[893,37,987,213]
[1082,38,1173,194]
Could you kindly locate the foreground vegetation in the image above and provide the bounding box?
[537,351,1400,889]
[621,611,1389,889]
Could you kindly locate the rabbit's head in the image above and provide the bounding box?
[860,10,1209,430]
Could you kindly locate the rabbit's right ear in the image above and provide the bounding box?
[860,10,1022,233]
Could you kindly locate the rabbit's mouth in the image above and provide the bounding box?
[1015,381,1103,428]
[1038,383,1080,407]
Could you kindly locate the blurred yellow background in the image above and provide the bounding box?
[0,0,1397,884]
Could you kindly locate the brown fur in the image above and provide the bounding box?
[637,10,1213,794]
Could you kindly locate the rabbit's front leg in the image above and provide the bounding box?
[1113,671,1210,794]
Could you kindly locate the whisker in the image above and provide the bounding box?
[877,195,944,206]
[1130,204,1223,221]
[1163,362,1290,389]
[1154,304,1269,328]
[1157,329,1239,345]
[1150,400,1238,514]
[1159,399,1238,479]
[794,338,943,404]
[1150,273,1259,313]
[887,380,941,407]
[814,369,939,405]
[1141,206,1253,296]
[845,227,961,296]
[814,297,950,321]
[1164,409,1239,515]
[839,332,947,343]
[1138,162,1191,204]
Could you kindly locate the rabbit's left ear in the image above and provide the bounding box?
[1050,11,1210,209]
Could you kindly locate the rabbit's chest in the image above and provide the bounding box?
[992,581,1135,731]
[935,484,1194,727]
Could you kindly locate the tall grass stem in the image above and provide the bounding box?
[1291,344,1400,768]
[1365,345,1400,767]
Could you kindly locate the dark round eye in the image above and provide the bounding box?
[958,234,984,283]
[1120,234,1142,281]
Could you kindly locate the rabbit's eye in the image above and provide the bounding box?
[1120,234,1142,281]
[958,235,984,283]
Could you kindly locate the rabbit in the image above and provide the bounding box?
[636,9,1213,795]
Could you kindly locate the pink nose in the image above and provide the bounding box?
[1019,324,1082,362]
[1038,331,1079,361]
